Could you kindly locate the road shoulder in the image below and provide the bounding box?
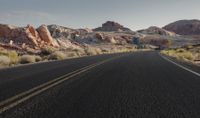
[159,53,200,76]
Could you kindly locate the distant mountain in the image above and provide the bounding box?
[93,21,132,32]
[138,26,176,36]
[163,19,200,35]
[1,20,199,52]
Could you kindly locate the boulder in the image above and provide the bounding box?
[25,25,41,46]
[37,25,59,47]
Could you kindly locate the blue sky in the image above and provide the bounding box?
[0,0,199,30]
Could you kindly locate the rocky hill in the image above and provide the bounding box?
[93,21,132,32]
[1,20,198,52]
[138,26,176,36]
[163,20,200,35]
[47,24,136,45]
[0,23,139,52]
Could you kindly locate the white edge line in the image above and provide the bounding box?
[159,53,200,77]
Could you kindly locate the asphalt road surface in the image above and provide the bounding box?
[0,51,200,118]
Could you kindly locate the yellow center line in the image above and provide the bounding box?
[0,62,97,107]
[0,55,123,114]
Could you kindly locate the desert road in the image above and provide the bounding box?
[0,51,200,118]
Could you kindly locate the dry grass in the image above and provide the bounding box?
[0,48,19,65]
[35,56,42,62]
[84,47,103,56]
[73,48,86,57]
[0,43,140,68]
[0,48,44,67]
[20,55,37,64]
[161,49,196,62]
[65,52,78,58]
[0,56,10,67]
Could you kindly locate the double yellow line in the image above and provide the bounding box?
[0,56,121,114]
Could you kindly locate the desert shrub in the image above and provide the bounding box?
[101,48,109,54]
[0,56,10,66]
[41,46,56,55]
[126,46,134,50]
[94,48,102,55]
[176,48,185,53]
[109,47,118,53]
[162,49,195,61]
[0,49,19,64]
[20,55,36,64]
[161,50,176,57]
[35,56,42,62]
[66,52,78,57]
[184,45,193,50]
[7,51,19,64]
[73,48,85,56]
[178,52,195,61]
[84,47,98,55]
[197,48,200,53]
[161,50,169,55]
[124,46,136,52]
[167,50,177,56]
[48,51,66,60]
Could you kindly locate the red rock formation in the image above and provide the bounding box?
[0,24,39,47]
[37,25,59,47]
[25,25,41,46]
[0,24,60,48]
